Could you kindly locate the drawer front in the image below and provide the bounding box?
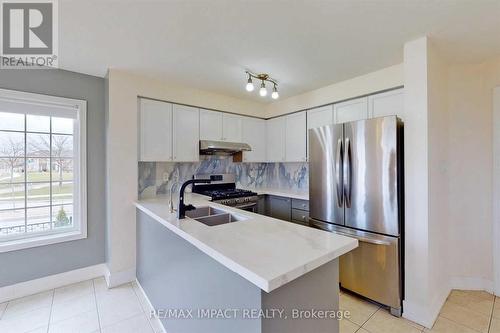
[292,209,309,224]
[339,235,401,309]
[292,199,309,211]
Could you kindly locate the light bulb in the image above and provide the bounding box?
[259,81,267,97]
[245,77,254,92]
[246,82,254,92]
[271,85,279,99]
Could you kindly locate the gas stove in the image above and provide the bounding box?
[192,174,259,211]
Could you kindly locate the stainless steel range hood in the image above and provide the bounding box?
[199,140,252,155]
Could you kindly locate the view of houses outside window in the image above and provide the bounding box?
[0,111,74,237]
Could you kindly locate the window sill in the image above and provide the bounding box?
[0,230,87,253]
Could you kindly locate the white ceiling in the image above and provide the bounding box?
[59,0,500,102]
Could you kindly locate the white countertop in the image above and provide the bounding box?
[242,187,309,200]
[134,194,357,293]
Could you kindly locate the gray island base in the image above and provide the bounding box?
[137,211,341,333]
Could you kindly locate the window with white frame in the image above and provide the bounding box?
[0,89,87,252]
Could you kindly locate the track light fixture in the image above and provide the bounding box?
[245,71,278,99]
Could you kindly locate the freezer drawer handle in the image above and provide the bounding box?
[309,219,394,246]
[335,230,392,246]
[335,138,344,207]
[343,138,352,208]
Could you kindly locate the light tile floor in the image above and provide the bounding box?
[0,279,498,333]
[0,278,159,333]
[340,289,500,333]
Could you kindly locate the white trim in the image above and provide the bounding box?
[493,86,500,296]
[0,230,86,253]
[0,88,80,118]
[402,286,451,329]
[450,276,494,293]
[135,279,167,333]
[0,263,106,303]
[104,266,136,288]
[0,89,87,253]
[77,100,88,243]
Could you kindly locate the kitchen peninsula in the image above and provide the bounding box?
[135,194,358,333]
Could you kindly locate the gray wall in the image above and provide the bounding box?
[0,68,106,287]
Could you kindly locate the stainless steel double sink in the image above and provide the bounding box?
[185,206,246,226]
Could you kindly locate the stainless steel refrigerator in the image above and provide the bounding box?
[308,116,404,316]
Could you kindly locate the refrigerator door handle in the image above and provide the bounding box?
[335,138,344,207]
[343,137,352,208]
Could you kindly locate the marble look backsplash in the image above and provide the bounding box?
[138,156,308,199]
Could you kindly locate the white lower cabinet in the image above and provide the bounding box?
[266,117,286,162]
[334,97,368,124]
[242,117,266,162]
[285,111,307,162]
[172,104,199,162]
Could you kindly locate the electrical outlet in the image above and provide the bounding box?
[163,172,169,182]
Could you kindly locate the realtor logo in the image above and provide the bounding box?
[1,0,58,68]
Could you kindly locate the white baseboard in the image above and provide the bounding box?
[135,279,167,333]
[104,266,136,288]
[0,263,106,303]
[450,276,494,293]
[403,286,451,329]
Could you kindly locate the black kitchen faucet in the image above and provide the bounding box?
[178,178,211,218]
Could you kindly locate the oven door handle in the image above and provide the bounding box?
[233,203,257,209]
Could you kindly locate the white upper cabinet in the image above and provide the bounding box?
[369,88,404,120]
[200,109,223,141]
[266,117,286,162]
[139,98,173,162]
[222,113,243,142]
[306,105,333,160]
[172,104,199,162]
[334,97,368,124]
[307,105,333,130]
[285,112,307,162]
[242,117,266,162]
[199,110,243,142]
[139,90,404,164]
